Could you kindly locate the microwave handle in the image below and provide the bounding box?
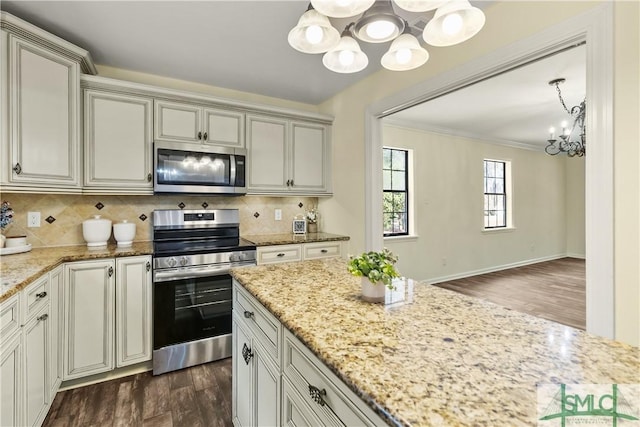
[230,155,236,186]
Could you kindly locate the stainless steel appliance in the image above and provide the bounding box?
[152,209,255,375]
[153,141,246,195]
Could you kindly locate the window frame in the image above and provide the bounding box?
[483,159,509,229]
[383,147,409,237]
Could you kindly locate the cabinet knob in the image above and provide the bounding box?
[290,179,294,186]
[147,173,152,182]
[12,163,22,175]
[37,313,49,322]
[286,179,290,187]
[277,253,285,257]
[320,249,328,253]
[242,343,253,365]
[108,266,114,277]
[203,132,208,141]
[146,262,151,272]
[308,385,327,406]
[198,131,202,140]
[35,291,47,299]
[243,310,254,319]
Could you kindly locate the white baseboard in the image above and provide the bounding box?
[427,253,569,285]
[566,252,586,259]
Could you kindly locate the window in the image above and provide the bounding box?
[383,147,408,236]
[483,159,507,228]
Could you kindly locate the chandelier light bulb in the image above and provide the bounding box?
[305,25,324,44]
[395,47,412,64]
[311,0,375,18]
[338,49,355,66]
[366,20,396,40]
[549,127,555,139]
[561,120,568,129]
[336,0,352,6]
[442,12,463,36]
[381,33,429,71]
[323,33,368,73]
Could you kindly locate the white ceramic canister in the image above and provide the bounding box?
[82,215,112,247]
[113,220,136,247]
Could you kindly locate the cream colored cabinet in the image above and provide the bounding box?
[0,294,22,427]
[115,256,152,367]
[48,266,63,401]
[154,99,244,147]
[23,303,50,427]
[256,241,344,265]
[246,115,331,195]
[63,259,115,380]
[83,89,153,193]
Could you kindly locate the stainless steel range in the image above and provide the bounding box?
[152,209,255,375]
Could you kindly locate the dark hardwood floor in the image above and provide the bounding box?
[43,358,233,427]
[432,257,586,330]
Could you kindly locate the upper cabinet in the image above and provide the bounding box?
[247,115,331,195]
[83,84,153,194]
[155,100,245,147]
[0,12,96,193]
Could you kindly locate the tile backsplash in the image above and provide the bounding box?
[2,194,319,248]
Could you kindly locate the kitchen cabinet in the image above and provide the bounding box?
[0,294,22,427]
[83,89,153,194]
[256,241,344,265]
[232,284,281,427]
[23,303,50,427]
[246,114,331,195]
[48,266,63,401]
[154,99,245,147]
[63,256,152,380]
[115,256,152,367]
[63,259,115,380]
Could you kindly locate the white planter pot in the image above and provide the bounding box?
[361,277,386,303]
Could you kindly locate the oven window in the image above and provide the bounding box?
[156,148,231,186]
[154,274,233,349]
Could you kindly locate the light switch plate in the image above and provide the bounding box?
[275,209,282,221]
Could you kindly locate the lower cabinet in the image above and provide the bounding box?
[256,241,344,265]
[0,321,22,427]
[24,303,50,427]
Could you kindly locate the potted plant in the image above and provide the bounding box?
[0,201,14,248]
[306,206,319,233]
[347,248,400,302]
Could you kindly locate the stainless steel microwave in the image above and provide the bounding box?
[153,141,246,195]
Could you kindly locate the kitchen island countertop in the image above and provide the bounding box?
[230,258,639,426]
[242,232,349,246]
[0,242,153,302]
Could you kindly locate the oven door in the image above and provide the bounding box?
[153,266,233,350]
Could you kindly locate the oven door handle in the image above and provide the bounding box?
[153,263,251,282]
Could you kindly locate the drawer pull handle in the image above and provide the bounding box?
[108,266,114,277]
[13,163,22,175]
[243,310,254,319]
[35,291,47,299]
[198,131,203,140]
[146,262,151,272]
[147,173,153,182]
[242,343,253,365]
[320,249,328,253]
[277,253,285,257]
[308,385,327,406]
[37,314,48,322]
[203,132,208,141]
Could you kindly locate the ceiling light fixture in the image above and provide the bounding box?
[289,0,485,73]
[545,78,586,157]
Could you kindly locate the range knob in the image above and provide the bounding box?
[229,254,239,262]
[167,257,177,268]
[179,257,189,266]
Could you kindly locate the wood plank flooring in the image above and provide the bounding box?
[432,257,586,330]
[42,358,233,427]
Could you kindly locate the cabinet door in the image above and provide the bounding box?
[63,259,115,380]
[154,100,202,143]
[115,256,152,367]
[232,316,253,427]
[290,122,328,193]
[254,343,279,427]
[246,115,288,192]
[0,331,22,427]
[84,90,153,192]
[203,108,244,147]
[8,34,80,188]
[48,266,63,399]
[24,304,50,427]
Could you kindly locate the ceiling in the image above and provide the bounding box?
[1,1,585,148]
[385,44,586,150]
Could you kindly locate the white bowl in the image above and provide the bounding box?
[113,220,136,247]
[4,236,27,248]
[82,215,112,247]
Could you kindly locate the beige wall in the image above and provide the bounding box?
[317,1,639,345]
[382,125,568,282]
[1,193,318,247]
[565,157,586,258]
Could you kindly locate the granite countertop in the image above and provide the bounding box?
[242,232,349,246]
[0,242,153,302]
[231,258,639,427]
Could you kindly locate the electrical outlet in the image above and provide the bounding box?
[27,212,41,228]
[274,209,282,221]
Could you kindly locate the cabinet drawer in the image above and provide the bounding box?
[283,377,324,427]
[23,275,50,321]
[233,283,281,366]
[283,331,379,427]
[303,242,342,260]
[0,293,21,339]
[257,244,302,265]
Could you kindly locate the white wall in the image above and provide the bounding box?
[565,157,586,258]
[382,125,568,282]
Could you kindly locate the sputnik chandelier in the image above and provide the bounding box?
[288,0,486,73]
[545,78,586,157]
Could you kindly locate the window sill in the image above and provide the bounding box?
[384,234,419,242]
[482,227,516,234]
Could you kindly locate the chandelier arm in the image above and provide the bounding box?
[554,82,572,115]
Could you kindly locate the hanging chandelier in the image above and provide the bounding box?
[545,78,586,157]
[288,0,486,73]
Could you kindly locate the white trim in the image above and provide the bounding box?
[427,254,569,286]
[365,4,614,339]
[384,235,419,243]
[566,253,586,260]
[481,227,516,234]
